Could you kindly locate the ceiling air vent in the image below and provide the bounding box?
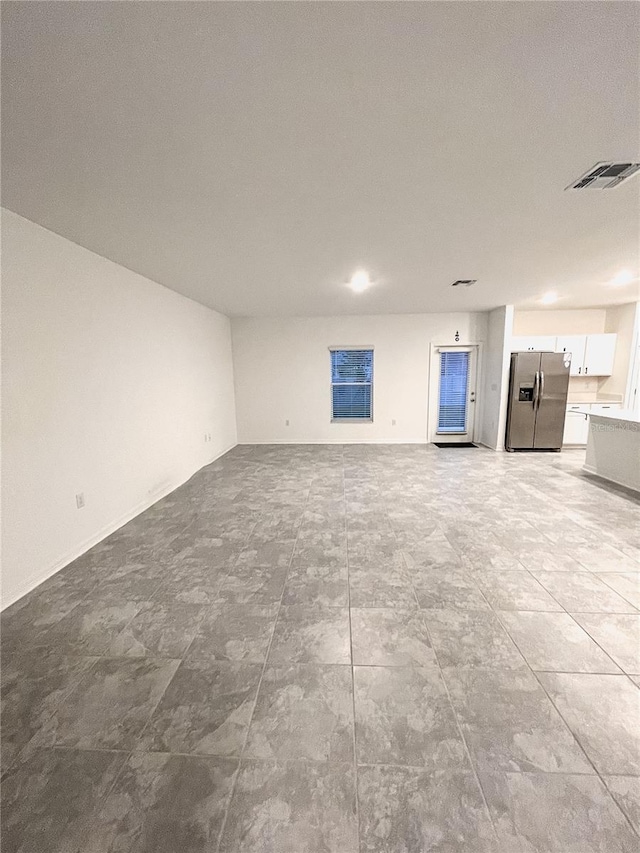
[566,162,640,190]
[451,279,477,287]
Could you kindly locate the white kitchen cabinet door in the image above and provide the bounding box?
[555,335,587,376]
[563,407,590,445]
[590,404,622,414]
[511,335,557,352]
[583,334,617,376]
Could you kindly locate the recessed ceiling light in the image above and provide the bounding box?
[609,269,634,287]
[541,291,558,305]
[348,270,372,293]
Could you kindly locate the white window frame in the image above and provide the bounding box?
[329,346,374,423]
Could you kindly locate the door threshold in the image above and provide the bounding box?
[433,442,478,448]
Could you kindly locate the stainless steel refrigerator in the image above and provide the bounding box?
[505,351,571,451]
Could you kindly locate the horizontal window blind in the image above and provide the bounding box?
[438,350,469,433]
[331,349,373,420]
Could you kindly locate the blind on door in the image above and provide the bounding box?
[438,351,469,433]
[330,349,373,420]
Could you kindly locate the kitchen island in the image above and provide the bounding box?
[581,409,640,494]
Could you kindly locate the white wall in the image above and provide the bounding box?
[1,210,237,607]
[479,305,514,451]
[232,313,487,444]
[600,302,639,400]
[513,309,606,336]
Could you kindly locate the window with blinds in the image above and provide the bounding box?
[437,350,470,433]
[330,348,373,421]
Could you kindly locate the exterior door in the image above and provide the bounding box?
[534,352,571,449]
[433,347,477,443]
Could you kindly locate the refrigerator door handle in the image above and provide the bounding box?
[537,371,545,409]
[533,371,540,409]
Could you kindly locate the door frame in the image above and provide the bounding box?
[627,340,640,415]
[625,306,640,414]
[427,343,483,444]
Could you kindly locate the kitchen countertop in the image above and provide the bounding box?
[566,398,624,405]
[583,409,640,424]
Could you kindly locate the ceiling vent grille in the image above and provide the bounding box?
[566,162,640,190]
[451,279,477,287]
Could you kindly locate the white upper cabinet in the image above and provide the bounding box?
[555,336,587,376]
[554,333,617,376]
[583,334,617,376]
[511,335,557,352]
[512,333,617,374]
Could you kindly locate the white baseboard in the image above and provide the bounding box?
[238,439,429,445]
[1,442,237,611]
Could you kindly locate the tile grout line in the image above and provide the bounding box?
[178,471,265,853]
[126,515,261,752]
[2,501,204,776]
[528,577,640,617]
[601,776,640,840]
[528,666,640,840]
[446,521,632,675]
[415,585,501,845]
[485,602,640,839]
[29,573,198,849]
[5,446,640,849]
[382,459,501,840]
[589,572,640,613]
[85,514,233,660]
[34,741,640,780]
[213,460,312,853]
[2,654,104,776]
[343,444,361,852]
[562,610,630,674]
[425,511,637,841]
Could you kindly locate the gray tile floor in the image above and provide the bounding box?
[2,444,640,852]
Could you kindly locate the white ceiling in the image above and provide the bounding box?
[2,1,639,316]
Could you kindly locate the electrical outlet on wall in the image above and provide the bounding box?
[75,493,85,509]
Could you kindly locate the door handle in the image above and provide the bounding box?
[533,371,540,409]
[538,371,545,409]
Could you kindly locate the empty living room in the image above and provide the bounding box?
[1,2,639,852]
